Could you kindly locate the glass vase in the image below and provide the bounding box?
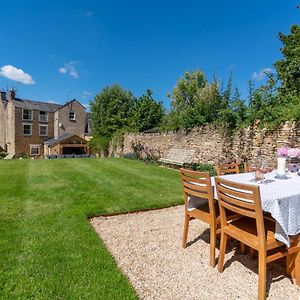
[277,157,286,176]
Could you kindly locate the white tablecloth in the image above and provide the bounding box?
[211,171,300,247]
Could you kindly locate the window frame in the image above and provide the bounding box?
[30,144,40,156]
[23,123,32,136]
[69,111,76,120]
[22,109,33,121]
[39,125,48,136]
[39,111,48,122]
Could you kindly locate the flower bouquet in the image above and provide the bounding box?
[276,146,300,176]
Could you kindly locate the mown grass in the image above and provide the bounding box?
[0,158,182,299]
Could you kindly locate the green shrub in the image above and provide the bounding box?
[188,163,216,176]
[0,150,7,159]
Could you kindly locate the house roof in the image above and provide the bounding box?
[44,132,87,147]
[55,99,86,112]
[13,98,61,112]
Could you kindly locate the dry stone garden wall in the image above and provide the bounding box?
[117,121,300,165]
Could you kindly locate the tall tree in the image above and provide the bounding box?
[90,84,135,151]
[222,70,232,108]
[168,70,223,129]
[248,24,300,126]
[275,25,300,99]
[132,89,164,132]
[169,70,207,113]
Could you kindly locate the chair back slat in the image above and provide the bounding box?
[220,200,256,218]
[217,184,255,209]
[183,187,210,200]
[180,168,214,210]
[183,181,210,193]
[220,191,255,212]
[181,174,208,185]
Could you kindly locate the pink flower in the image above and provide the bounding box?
[277,146,289,157]
[288,148,300,158]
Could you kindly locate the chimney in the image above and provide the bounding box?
[7,89,15,101]
[0,90,6,101]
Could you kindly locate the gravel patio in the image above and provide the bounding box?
[91,205,300,300]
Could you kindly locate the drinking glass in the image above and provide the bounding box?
[249,161,257,182]
[259,161,269,183]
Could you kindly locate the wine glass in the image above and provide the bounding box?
[259,161,269,183]
[249,161,257,182]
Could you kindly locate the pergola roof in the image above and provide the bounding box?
[44,133,87,147]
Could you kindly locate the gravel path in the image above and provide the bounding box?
[90,205,300,300]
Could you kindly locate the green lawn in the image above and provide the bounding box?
[0,158,182,299]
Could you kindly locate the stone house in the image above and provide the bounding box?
[0,90,91,158]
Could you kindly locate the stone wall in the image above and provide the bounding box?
[119,122,300,165]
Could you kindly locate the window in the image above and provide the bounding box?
[39,111,48,122]
[39,125,48,136]
[23,124,32,136]
[69,111,76,120]
[22,109,33,121]
[30,145,40,156]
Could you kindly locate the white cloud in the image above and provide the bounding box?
[252,68,274,81]
[46,99,59,104]
[82,90,93,99]
[58,61,79,79]
[82,103,90,109]
[0,65,35,84]
[58,67,67,74]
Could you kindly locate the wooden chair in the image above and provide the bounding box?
[215,176,300,300]
[180,168,219,267]
[215,163,240,176]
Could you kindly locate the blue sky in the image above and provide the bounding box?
[0,1,299,109]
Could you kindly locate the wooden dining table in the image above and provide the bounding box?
[211,170,300,284]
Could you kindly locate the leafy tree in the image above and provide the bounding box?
[246,72,279,127]
[231,89,247,126]
[246,24,300,127]
[168,70,224,129]
[275,25,300,99]
[131,89,164,132]
[218,87,247,127]
[90,84,135,151]
[221,70,232,108]
[170,70,207,112]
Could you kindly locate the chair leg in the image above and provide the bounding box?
[218,231,228,273]
[258,251,267,300]
[286,238,299,283]
[240,242,246,254]
[295,248,300,285]
[209,224,216,267]
[182,213,190,248]
[287,238,300,285]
